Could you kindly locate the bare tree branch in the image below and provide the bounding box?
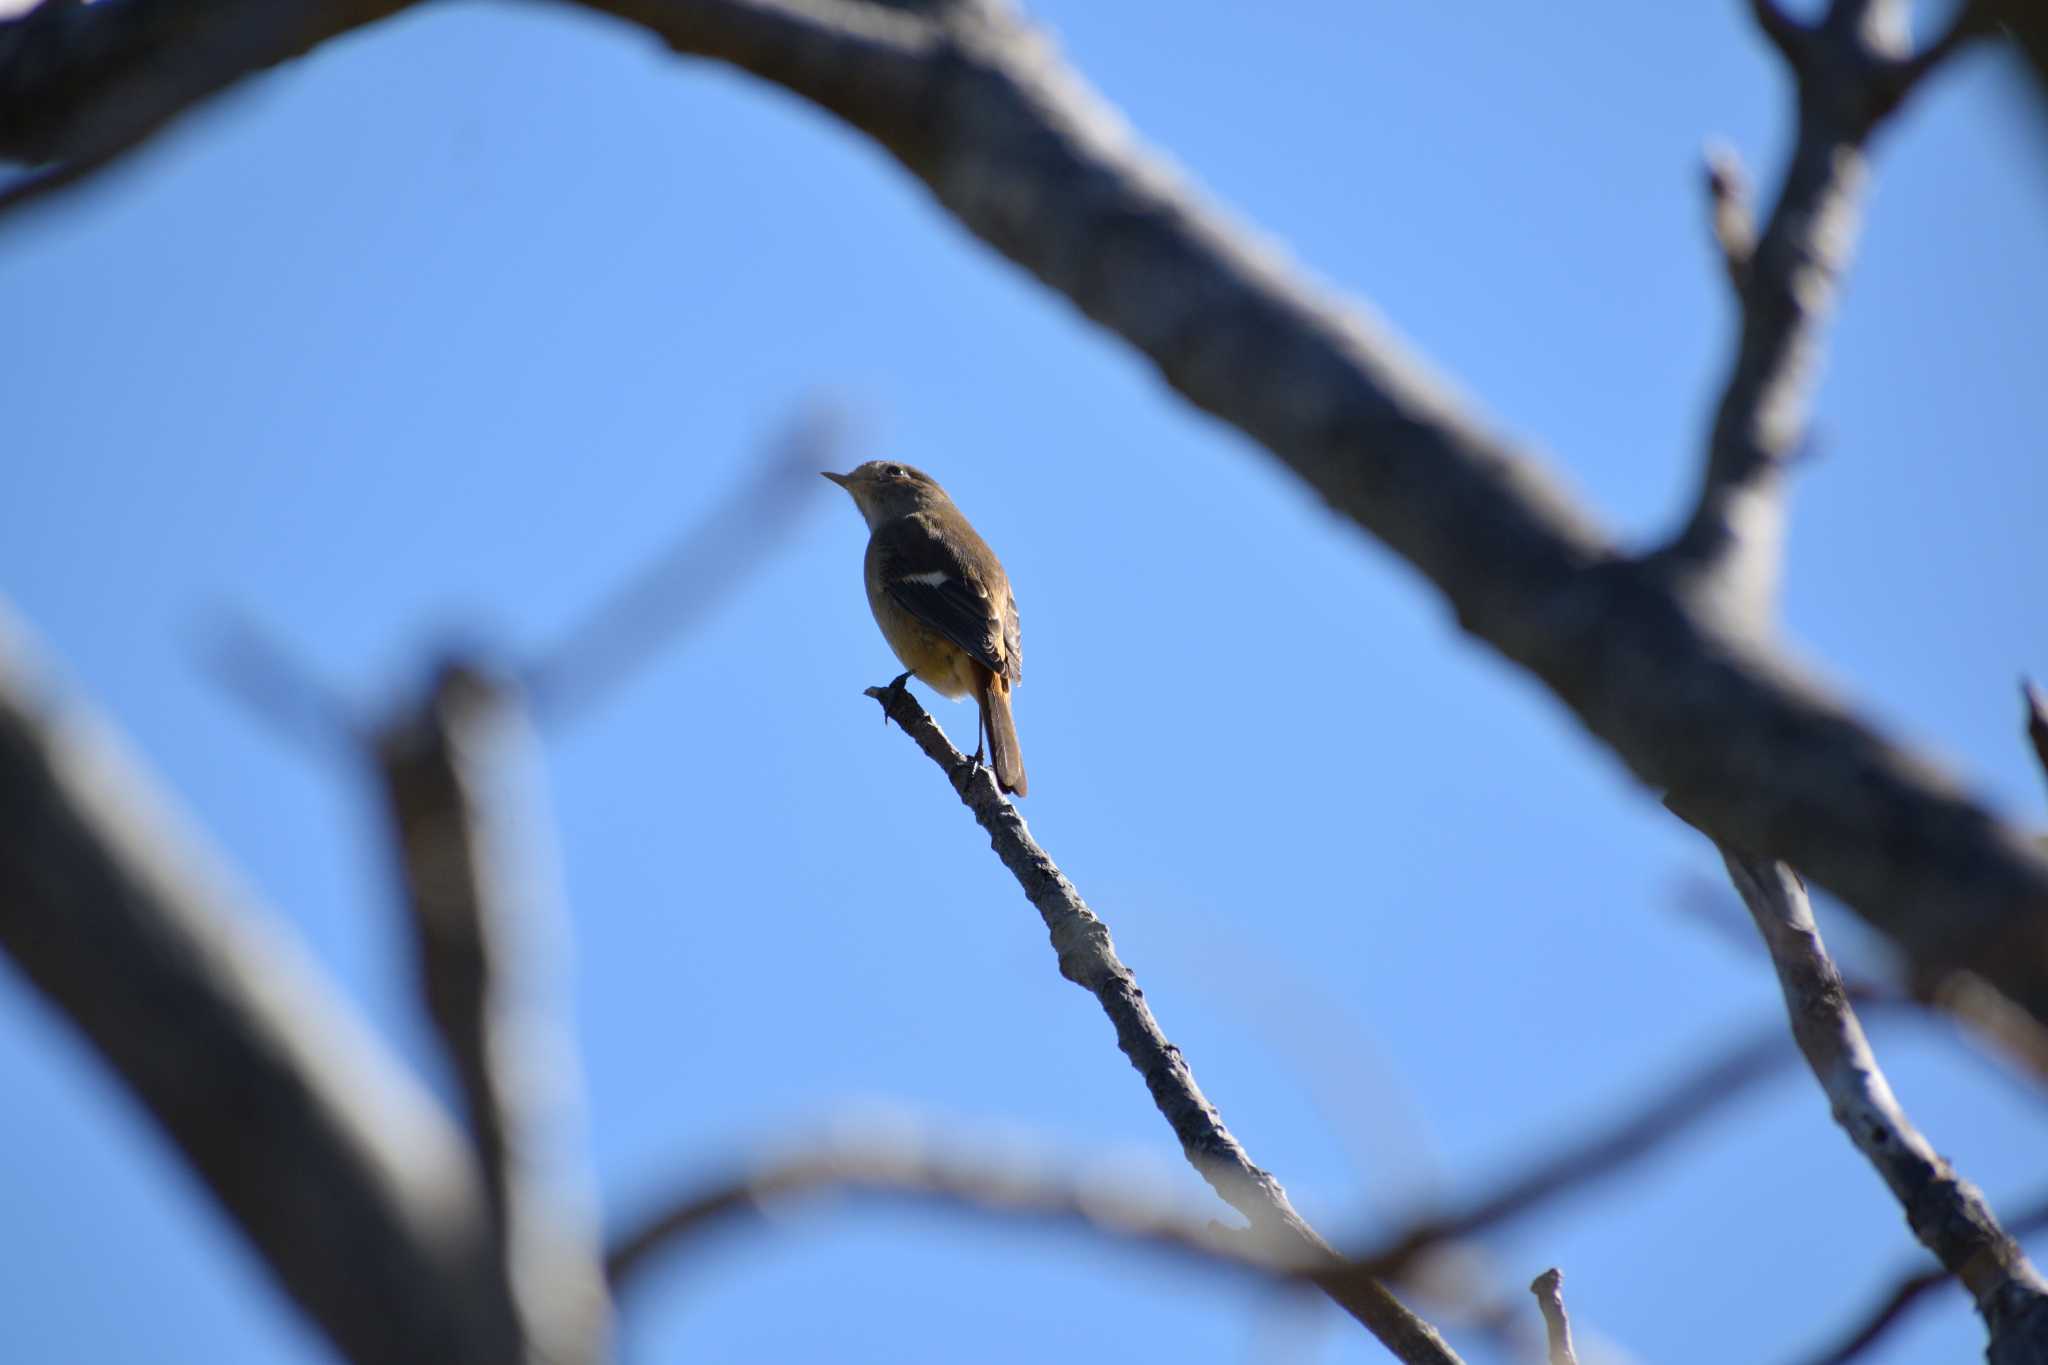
[1678,873,2048,1097]
[1888,1,2001,108]
[606,1129,1323,1292]
[1352,1018,1824,1282]
[0,606,516,1365]
[10,0,2048,1047]
[520,404,838,726]
[861,680,1462,1365]
[1528,1268,1582,1365]
[1721,851,2048,1362]
[372,662,610,1365]
[1996,0,2048,108]
[0,0,411,208]
[1655,0,1988,623]
[207,611,368,760]
[1800,1190,2048,1365]
[1749,0,1811,70]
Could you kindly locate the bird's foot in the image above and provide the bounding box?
[880,671,915,726]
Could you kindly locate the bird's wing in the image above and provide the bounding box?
[1001,593,1021,684]
[875,514,1010,678]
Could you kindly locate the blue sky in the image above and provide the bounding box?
[3,2,2045,1362]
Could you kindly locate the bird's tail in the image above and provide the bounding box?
[979,673,1028,798]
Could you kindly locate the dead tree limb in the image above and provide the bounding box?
[1351,1017,1825,1281]
[1801,1191,2048,1365]
[863,680,1462,1365]
[1722,852,2048,1363]
[0,607,515,1365]
[373,662,610,1365]
[607,1129,1320,1291]
[1654,0,1993,624]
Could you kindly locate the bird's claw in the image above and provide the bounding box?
[881,671,914,726]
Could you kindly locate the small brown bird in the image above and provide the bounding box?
[823,461,1027,797]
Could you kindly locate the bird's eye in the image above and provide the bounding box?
[886,465,905,478]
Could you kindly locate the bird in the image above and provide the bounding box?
[823,461,1027,797]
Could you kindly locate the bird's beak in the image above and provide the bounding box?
[821,470,851,489]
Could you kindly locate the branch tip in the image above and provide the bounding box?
[1528,1267,1581,1365]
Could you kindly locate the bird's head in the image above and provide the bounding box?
[822,460,946,527]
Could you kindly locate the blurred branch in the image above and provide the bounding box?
[207,611,367,759]
[1654,0,1990,625]
[606,1128,1321,1292]
[0,606,514,1365]
[1800,1189,2048,1365]
[12,0,2048,1039]
[372,662,609,1365]
[1351,1019,1814,1281]
[862,681,1462,1365]
[1720,851,2048,1360]
[1998,0,2048,108]
[1906,964,2048,1098]
[1527,1269,1581,1365]
[0,0,410,218]
[520,405,838,725]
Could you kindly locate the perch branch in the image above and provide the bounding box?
[0,607,515,1365]
[862,681,1461,1365]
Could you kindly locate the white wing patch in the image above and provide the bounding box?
[900,570,954,587]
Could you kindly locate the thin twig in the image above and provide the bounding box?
[1656,0,1987,624]
[1350,1020,1810,1281]
[607,1129,1323,1291]
[862,681,1462,1365]
[1884,0,1998,114]
[1720,850,2048,1359]
[206,610,367,759]
[520,404,840,725]
[1749,0,1810,69]
[1528,1268,1582,1365]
